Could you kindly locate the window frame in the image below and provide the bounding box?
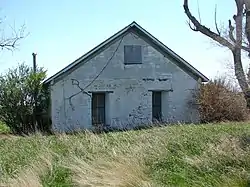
[124,45,142,65]
[152,91,162,122]
[91,93,106,126]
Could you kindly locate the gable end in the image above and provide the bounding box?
[44,22,209,84]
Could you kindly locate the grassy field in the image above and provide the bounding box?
[0,123,250,187]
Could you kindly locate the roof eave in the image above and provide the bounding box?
[131,23,209,82]
[44,22,135,84]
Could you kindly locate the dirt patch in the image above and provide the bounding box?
[0,133,17,139]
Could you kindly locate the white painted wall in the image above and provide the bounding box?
[50,31,199,132]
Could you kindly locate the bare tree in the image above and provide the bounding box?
[0,17,25,51]
[183,0,250,107]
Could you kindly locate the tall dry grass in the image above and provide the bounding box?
[66,156,151,187]
[0,124,250,187]
[0,131,155,187]
[0,154,52,187]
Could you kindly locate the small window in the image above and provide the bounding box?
[152,91,162,121]
[92,93,105,126]
[124,45,142,64]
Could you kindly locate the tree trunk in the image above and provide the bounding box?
[245,0,250,55]
[233,0,250,107]
[232,49,250,107]
[184,0,250,108]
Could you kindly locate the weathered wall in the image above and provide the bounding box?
[50,32,199,132]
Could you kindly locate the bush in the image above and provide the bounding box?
[0,63,51,134]
[195,77,248,123]
[0,121,10,133]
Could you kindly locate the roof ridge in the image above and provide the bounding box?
[44,22,209,84]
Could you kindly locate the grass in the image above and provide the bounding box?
[0,121,10,134]
[0,123,250,186]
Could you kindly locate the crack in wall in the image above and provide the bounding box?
[66,79,91,111]
[51,31,199,132]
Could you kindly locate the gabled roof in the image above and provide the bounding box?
[44,21,209,84]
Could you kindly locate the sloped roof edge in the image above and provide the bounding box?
[44,21,209,84]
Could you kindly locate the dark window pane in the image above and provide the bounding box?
[92,93,105,125]
[92,108,98,123]
[153,106,161,120]
[153,92,161,106]
[97,108,105,123]
[124,45,142,64]
[152,92,162,121]
[92,93,105,107]
[96,94,105,107]
[92,95,98,107]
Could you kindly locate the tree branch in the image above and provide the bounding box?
[183,0,234,51]
[0,37,23,50]
[247,66,250,83]
[244,0,250,56]
[0,23,26,51]
[229,18,250,53]
[197,0,202,23]
[228,19,236,43]
[214,4,221,35]
[235,0,244,48]
[241,45,250,52]
[187,20,198,31]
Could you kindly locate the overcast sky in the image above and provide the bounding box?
[0,0,245,80]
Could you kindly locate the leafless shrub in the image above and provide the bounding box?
[193,77,248,123]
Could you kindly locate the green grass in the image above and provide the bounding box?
[0,123,250,186]
[0,121,10,134]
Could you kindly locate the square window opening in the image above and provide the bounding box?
[124,45,142,64]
